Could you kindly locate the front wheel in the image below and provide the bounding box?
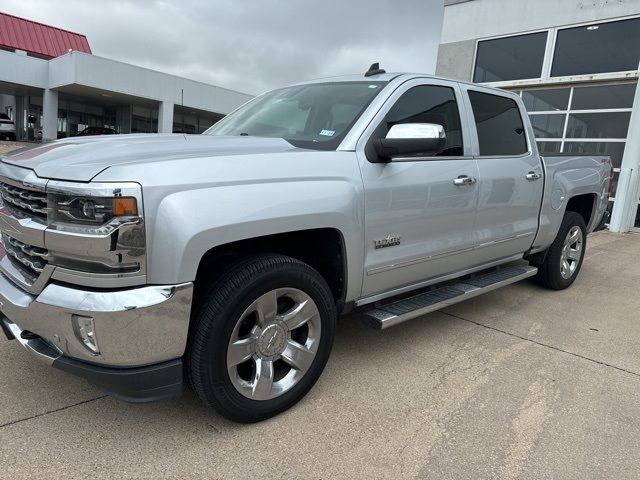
[187,254,336,422]
[534,211,587,290]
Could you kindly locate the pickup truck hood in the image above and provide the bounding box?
[0,134,301,182]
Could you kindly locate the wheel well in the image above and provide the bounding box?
[194,228,346,302]
[566,194,596,228]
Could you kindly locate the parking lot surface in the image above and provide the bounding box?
[0,141,24,155]
[1,228,639,479]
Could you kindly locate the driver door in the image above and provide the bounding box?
[357,79,480,298]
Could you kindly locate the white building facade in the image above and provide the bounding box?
[436,0,640,232]
[0,49,252,142]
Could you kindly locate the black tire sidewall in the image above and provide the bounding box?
[190,256,336,422]
[540,212,587,290]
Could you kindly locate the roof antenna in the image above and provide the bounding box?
[364,62,386,77]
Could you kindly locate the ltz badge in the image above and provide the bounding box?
[373,234,401,249]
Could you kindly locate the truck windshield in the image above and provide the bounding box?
[204,81,388,150]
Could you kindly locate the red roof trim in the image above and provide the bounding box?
[0,11,91,59]
[0,11,87,38]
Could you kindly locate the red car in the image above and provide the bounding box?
[76,126,118,136]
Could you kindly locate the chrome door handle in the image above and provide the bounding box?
[453,175,476,186]
[525,172,542,181]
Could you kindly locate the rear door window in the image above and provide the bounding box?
[468,91,528,156]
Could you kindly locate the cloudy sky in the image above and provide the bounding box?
[2,0,443,95]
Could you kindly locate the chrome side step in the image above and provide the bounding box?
[361,265,538,330]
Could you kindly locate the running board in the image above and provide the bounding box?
[361,265,538,330]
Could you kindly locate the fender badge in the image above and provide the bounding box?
[374,234,401,249]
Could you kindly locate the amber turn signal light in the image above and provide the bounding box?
[113,197,138,216]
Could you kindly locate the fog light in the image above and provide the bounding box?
[72,315,100,355]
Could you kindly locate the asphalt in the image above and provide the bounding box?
[1,231,639,479]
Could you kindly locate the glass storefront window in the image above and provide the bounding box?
[571,84,637,110]
[476,19,640,85]
[530,114,565,138]
[522,88,570,111]
[563,142,625,170]
[565,112,631,139]
[57,110,67,137]
[173,108,223,134]
[131,105,158,133]
[55,98,148,137]
[536,141,562,154]
[24,96,43,141]
[521,81,636,203]
[551,18,640,77]
[474,32,547,83]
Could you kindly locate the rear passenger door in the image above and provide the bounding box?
[461,86,544,263]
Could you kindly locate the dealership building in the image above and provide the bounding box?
[0,12,252,141]
[437,0,640,232]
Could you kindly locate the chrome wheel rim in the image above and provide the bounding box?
[560,226,583,280]
[226,288,321,401]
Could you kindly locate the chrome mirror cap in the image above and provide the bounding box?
[386,123,446,140]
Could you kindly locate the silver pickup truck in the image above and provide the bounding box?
[0,66,611,422]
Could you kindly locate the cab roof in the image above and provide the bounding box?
[294,71,521,100]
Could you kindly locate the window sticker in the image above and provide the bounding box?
[319,129,335,137]
[368,84,379,89]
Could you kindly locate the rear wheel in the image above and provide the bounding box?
[187,254,336,422]
[534,211,587,290]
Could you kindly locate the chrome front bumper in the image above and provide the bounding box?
[0,272,193,367]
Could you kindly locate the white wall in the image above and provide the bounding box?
[0,50,252,117]
[442,0,640,43]
[49,52,252,114]
[0,49,48,89]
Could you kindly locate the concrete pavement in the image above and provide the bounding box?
[1,231,639,479]
[0,141,24,155]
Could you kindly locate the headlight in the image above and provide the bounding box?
[49,194,138,226]
[44,182,145,276]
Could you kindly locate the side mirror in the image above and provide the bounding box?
[373,123,446,161]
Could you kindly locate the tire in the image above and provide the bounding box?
[7,133,16,142]
[187,254,337,423]
[534,211,587,290]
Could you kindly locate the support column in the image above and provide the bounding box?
[42,89,58,142]
[158,101,174,133]
[610,81,640,232]
[14,95,25,141]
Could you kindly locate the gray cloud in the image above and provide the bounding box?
[3,0,443,94]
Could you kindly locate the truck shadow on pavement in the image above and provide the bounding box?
[2,302,480,430]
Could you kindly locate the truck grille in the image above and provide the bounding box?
[1,234,49,278]
[0,182,48,219]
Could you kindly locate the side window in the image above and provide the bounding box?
[385,85,464,156]
[468,91,528,156]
